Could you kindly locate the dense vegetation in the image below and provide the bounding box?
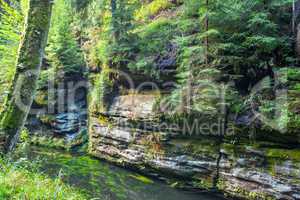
[75,0,299,139]
[0,0,299,199]
[1,0,299,134]
[0,157,86,199]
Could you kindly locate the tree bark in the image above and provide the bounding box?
[205,0,209,66]
[296,24,300,60]
[294,1,300,61]
[0,0,53,153]
[111,0,118,41]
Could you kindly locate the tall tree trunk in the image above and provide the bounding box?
[293,0,296,34]
[205,0,209,66]
[294,0,300,61]
[111,0,118,41]
[0,0,53,154]
[296,24,300,60]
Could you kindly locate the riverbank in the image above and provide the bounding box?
[0,156,86,200]
[8,146,224,200]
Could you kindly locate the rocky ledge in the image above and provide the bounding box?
[89,92,300,200]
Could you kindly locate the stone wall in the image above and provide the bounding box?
[88,91,300,200]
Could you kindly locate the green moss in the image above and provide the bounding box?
[266,148,300,162]
[30,131,88,152]
[88,67,114,114]
[169,138,219,158]
[192,177,214,189]
[30,136,66,150]
[288,68,300,81]
[96,114,108,125]
[34,90,48,106]
[240,188,275,200]
[128,174,154,184]
[219,179,275,200]
[38,114,55,125]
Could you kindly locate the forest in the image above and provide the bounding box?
[0,0,299,199]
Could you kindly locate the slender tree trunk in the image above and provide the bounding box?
[212,92,228,189]
[293,0,296,34]
[293,0,300,62]
[205,0,209,66]
[0,0,53,153]
[111,0,118,41]
[296,24,300,60]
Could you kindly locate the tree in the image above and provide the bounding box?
[111,0,118,41]
[204,0,209,66]
[0,0,53,153]
[294,0,300,60]
[46,0,85,79]
[108,0,138,70]
[201,0,293,92]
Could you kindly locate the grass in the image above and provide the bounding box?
[0,158,87,200]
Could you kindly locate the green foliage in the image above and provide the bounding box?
[128,18,175,77]
[89,67,114,113]
[135,0,174,21]
[37,68,55,90]
[20,128,30,143]
[0,0,26,110]
[288,68,300,81]
[203,0,294,89]
[0,158,86,199]
[46,0,85,78]
[183,0,201,17]
[267,148,300,162]
[30,135,66,150]
[70,0,91,11]
[160,0,296,127]
[138,18,173,53]
[0,0,294,145]
[109,0,139,69]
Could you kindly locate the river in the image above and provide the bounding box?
[15,146,224,200]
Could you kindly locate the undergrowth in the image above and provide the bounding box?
[0,157,87,200]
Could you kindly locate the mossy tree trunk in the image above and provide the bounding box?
[296,24,300,60]
[205,0,209,66]
[294,1,300,61]
[0,0,53,153]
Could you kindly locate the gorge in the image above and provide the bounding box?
[0,0,300,199]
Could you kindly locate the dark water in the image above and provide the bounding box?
[18,147,223,200]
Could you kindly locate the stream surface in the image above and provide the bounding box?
[17,146,224,200]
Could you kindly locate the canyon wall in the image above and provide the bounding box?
[88,88,300,200]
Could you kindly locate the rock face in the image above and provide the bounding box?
[89,91,300,200]
[26,81,88,145]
